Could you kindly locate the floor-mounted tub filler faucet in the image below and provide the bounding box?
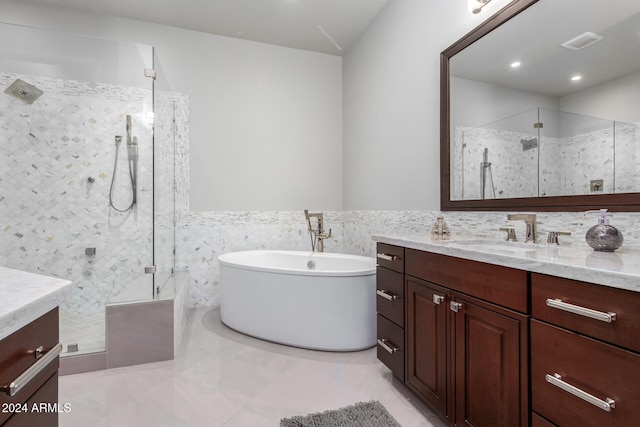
[507,213,537,243]
[304,209,332,252]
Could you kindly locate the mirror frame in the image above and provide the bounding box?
[440,0,640,212]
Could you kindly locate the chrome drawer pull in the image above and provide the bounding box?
[377,338,400,354]
[546,373,615,412]
[546,299,617,323]
[376,289,398,301]
[2,342,62,397]
[377,253,399,262]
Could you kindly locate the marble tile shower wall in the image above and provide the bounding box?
[549,127,614,196]
[0,72,154,314]
[175,210,640,308]
[454,124,638,199]
[455,126,539,199]
[615,122,640,193]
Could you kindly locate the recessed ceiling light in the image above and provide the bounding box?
[571,75,582,81]
[510,61,521,68]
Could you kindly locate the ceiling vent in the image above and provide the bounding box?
[561,32,604,50]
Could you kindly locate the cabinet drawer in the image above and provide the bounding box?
[376,243,404,273]
[3,373,58,427]
[406,249,528,313]
[531,320,640,426]
[376,314,404,381]
[532,273,640,353]
[376,267,404,327]
[0,309,59,425]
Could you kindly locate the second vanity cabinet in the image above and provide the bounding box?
[0,308,61,427]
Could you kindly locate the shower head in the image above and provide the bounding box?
[4,79,43,104]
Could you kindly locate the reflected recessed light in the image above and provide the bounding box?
[571,75,582,81]
[510,61,521,68]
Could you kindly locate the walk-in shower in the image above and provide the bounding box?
[0,22,187,364]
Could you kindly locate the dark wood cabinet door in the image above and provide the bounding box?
[406,277,449,417]
[452,294,528,427]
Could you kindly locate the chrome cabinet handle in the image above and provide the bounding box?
[546,373,615,412]
[433,294,445,305]
[376,289,398,301]
[546,299,617,323]
[2,343,62,397]
[450,301,463,312]
[377,338,400,354]
[377,253,399,262]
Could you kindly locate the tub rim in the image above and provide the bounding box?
[218,250,376,277]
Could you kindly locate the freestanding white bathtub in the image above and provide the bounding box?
[219,250,376,351]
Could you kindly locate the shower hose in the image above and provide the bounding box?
[109,134,138,212]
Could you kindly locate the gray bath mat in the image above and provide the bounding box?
[280,400,402,427]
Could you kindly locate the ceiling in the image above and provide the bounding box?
[16,0,389,55]
[451,0,640,97]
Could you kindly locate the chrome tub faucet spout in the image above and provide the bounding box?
[304,209,332,252]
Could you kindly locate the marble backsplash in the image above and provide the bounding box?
[454,120,639,200]
[175,209,640,307]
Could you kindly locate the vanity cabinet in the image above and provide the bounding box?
[0,308,61,427]
[531,274,640,426]
[375,243,405,381]
[405,249,529,427]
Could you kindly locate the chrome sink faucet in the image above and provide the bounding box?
[304,210,332,252]
[507,213,537,243]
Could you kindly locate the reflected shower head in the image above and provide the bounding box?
[4,79,43,104]
[520,138,538,151]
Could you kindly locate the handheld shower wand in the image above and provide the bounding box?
[109,115,138,212]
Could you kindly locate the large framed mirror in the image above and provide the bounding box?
[441,0,640,211]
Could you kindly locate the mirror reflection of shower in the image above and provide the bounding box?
[480,147,496,199]
[109,114,138,211]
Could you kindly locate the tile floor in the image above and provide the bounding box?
[58,307,448,427]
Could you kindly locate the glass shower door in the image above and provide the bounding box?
[0,23,155,355]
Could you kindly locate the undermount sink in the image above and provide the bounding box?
[446,239,539,255]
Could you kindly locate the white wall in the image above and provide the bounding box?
[451,77,559,133]
[560,71,640,125]
[342,0,511,210]
[0,0,343,212]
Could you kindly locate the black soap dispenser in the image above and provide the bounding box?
[585,209,623,252]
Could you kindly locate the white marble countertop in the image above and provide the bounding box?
[373,234,640,293]
[0,266,73,341]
